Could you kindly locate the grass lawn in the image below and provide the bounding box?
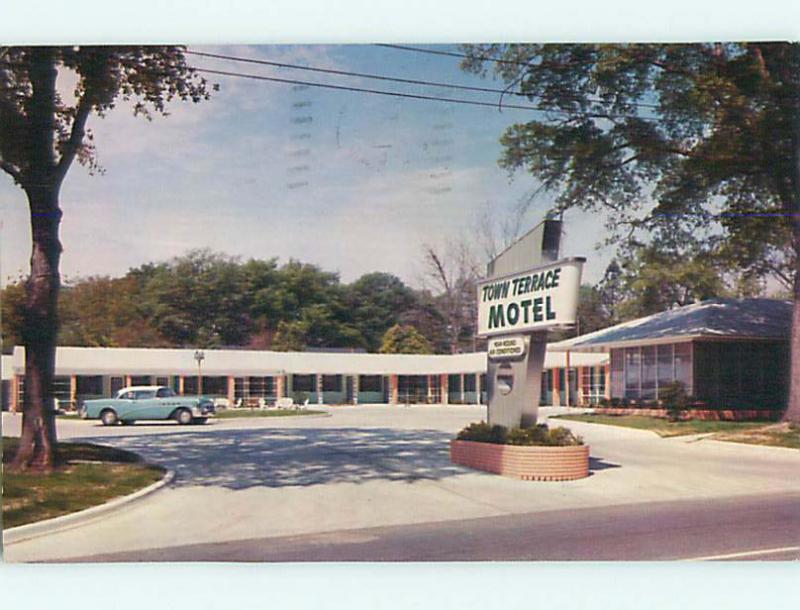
[711,423,800,449]
[2,437,165,529]
[553,414,769,438]
[215,408,325,419]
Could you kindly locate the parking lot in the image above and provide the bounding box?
[3,405,800,561]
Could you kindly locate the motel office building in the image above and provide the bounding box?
[2,346,608,411]
[550,298,792,410]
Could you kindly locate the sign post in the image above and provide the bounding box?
[477,219,584,428]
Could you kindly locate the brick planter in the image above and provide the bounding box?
[450,440,590,481]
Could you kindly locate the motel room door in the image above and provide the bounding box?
[345,376,355,404]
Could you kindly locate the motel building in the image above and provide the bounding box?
[1,345,608,412]
[0,298,790,413]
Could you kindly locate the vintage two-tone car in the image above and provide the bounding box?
[81,385,216,425]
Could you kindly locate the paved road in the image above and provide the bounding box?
[55,492,800,562]
[4,406,800,562]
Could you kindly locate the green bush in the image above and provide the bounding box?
[456,422,583,447]
[660,381,689,421]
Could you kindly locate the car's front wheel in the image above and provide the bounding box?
[175,408,193,425]
[100,409,119,426]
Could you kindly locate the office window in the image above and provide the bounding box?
[292,375,315,392]
[359,375,382,392]
[322,375,342,392]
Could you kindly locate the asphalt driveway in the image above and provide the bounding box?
[3,406,800,561]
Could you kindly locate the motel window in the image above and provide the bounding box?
[624,348,641,399]
[76,375,104,397]
[641,346,657,399]
[201,376,227,396]
[463,374,476,392]
[111,376,125,395]
[657,344,674,387]
[359,375,382,392]
[448,375,461,393]
[156,376,170,387]
[322,375,342,392]
[674,343,692,394]
[292,374,315,392]
[232,377,275,400]
[130,376,151,386]
[610,349,624,398]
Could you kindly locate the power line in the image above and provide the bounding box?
[187,49,557,101]
[191,66,661,122]
[375,43,663,110]
[192,67,576,114]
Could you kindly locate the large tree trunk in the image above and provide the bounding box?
[10,48,62,472]
[11,189,63,471]
[780,43,800,424]
[784,211,800,423]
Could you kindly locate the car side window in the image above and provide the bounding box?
[156,388,174,398]
[120,391,134,400]
[134,390,156,400]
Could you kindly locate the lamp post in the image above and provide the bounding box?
[194,350,205,398]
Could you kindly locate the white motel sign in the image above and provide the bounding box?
[476,258,584,338]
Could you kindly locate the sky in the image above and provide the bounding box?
[0,44,617,289]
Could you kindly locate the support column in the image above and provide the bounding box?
[277,375,285,399]
[125,375,132,388]
[552,368,561,406]
[70,375,77,410]
[604,364,611,400]
[460,373,465,404]
[352,375,359,405]
[12,374,20,412]
[577,365,584,406]
[565,351,571,407]
[427,374,434,403]
[441,374,448,405]
[390,374,399,405]
[316,374,323,405]
[178,376,185,395]
[227,376,235,405]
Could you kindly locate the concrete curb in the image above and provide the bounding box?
[3,468,175,546]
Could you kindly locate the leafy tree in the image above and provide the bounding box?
[462,43,800,421]
[272,320,307,352]
[144,250,252,347]
[0,46,214,470]
[1,280,26,352]
[347,272,417,351]
[379,324,434,354]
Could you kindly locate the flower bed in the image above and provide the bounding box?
[592,407,780,421]
[450,422,590,481]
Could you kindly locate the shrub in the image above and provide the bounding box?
[598,398,609,407]
[660,381,689,421]
[456,421,507,444]
[456,422,583,446]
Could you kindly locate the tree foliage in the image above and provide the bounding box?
[379,324,434,355]
[462,42,800,421]
[0,252,440,354]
